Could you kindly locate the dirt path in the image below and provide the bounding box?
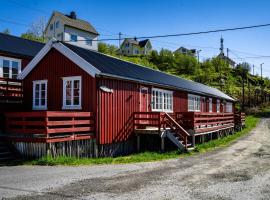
[2,117,270,200]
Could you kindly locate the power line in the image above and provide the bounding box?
[64,22,270,42]
[0,18,29,27]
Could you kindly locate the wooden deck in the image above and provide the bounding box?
[0,77,23,103]
[3,111,95,143]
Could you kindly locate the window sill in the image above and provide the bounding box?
[62,106,82,110]
[33,107,47,111]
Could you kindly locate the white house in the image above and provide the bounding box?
[45,11,99,51]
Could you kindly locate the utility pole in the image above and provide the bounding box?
[260,63,264,103]
[118,32,122,48]
[226,48,229,67]
[197,50,202,64]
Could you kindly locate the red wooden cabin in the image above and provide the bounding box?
[2,39,244,158]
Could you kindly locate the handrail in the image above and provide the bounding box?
[163,113,190,137]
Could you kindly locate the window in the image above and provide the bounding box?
[50,24,53,31]
[217,99,220,113]
[209,98,212,112]
[55,21,59,29]
[0,57,21,79]
[226,102,233,113]
[70,34,77,42]
[134,49,139,54]
[125,43,129,47]
[85,38,92,46]
[57,33,62,40]
[151,88,173,112]
[33,80,47,110]
[188,94,201,112]
[63,76,81,109]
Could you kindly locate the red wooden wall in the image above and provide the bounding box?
[97,78,140,145]
[23,48,96,112]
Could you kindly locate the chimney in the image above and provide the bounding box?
[70,11,76,19]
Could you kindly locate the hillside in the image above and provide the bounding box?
[98,42,270,110]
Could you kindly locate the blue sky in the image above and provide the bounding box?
[1,0,270,77]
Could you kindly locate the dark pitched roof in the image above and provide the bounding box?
[0,33,44,57]
[217,53,236,65]
[138,39,150,47]
[50,11,99,35]
[63,43,234,101]
[123,39,150,48]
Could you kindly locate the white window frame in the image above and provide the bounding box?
[85,37,92,46]
[151,88,173,113]
[209,98,212,113]
[188,94,201,112]
[0,56,21,79]
[62,76,82,110]
[226,102,233,113]
[217,99,220,113]
[70,34,78,42]
[32,80,48,110]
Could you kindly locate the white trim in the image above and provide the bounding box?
[18,39,101,80]
[32,80,48,110]
[0,56,21,79]
[140,87,148,112]
[151,88,173,113]
[188,94,201,112]
[217,99,220,113]
[209,98,212,113]
[62,76,82,110]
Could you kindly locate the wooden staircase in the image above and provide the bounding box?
[162,113,193,151]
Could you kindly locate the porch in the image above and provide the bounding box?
[3,111,95,143]
[0,77,23,103]
[133,111,245,150]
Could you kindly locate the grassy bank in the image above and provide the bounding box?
[26,114,259,166]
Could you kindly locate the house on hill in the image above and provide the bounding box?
[217,37,236,68]
[0,38,245,159]
[174,47,196,57]
[119,38,152,56]
[44,11,99,51]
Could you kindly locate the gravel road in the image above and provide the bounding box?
[1,117,270,200]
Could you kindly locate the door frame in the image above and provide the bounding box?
[140,87,149,112]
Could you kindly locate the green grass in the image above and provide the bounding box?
[26,115,259,166]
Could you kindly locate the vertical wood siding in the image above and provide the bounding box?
[97,78,140,145]
[23,48,96,112]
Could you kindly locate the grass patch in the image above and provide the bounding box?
[26,115,260,166]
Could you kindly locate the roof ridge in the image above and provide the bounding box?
[63,42,223,93]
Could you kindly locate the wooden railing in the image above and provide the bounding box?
[176,112,235,134]
[0,77,23,101]
[133,112,162,131]
[4,111,95,143]
[162,113,190,149]
[234,112,245,127]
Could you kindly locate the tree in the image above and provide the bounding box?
[2,29,10,35]
[21,17,47,43]
[98,42,118,55]
[235,62,251,110]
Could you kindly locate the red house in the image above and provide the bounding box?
[2,39,244,158]
[0,33,43,128]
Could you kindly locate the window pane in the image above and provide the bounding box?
[12,61,18,69]
[3,67,9,78]
[12,68,18,79]
[73,96,79,105]
[35,99,39,106]
[3,60,9,67]
[41,99,45,106]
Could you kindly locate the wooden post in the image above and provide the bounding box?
[137,135,140,152]
[161,137,165,152]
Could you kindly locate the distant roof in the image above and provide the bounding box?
[217,53,236,65]
[63,43,234,101]
[123,39,150,48]
[47,11,99,35]
[0,33,44,57]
